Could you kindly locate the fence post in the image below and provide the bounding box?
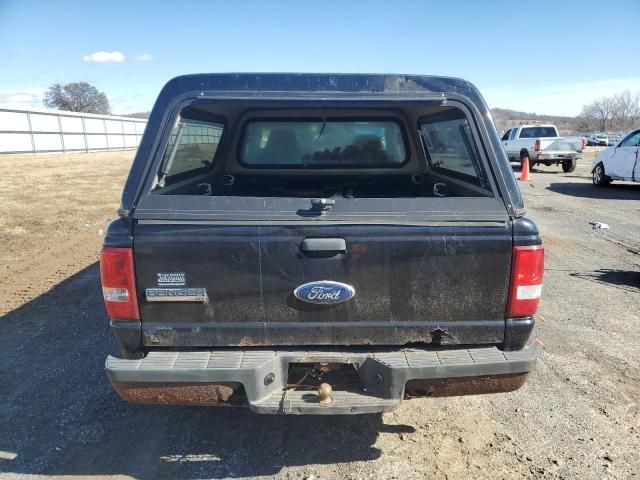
[26,111,36,153]
[104,118,109,151]
[57,114,66,152]
[81,116,88,152]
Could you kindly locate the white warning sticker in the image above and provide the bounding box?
[156,272,186,286]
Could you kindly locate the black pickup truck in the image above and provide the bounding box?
[101,73,543,414]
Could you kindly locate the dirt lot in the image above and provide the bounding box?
[0,149,638,479]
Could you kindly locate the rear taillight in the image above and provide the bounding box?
[100,247,140,320]
[506,245,544,318]
[534,139,541,152]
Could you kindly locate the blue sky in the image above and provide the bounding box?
[1,0,638,116]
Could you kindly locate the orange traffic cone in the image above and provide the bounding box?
[519,156,531,181]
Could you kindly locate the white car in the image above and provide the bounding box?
[592,128,640,186]
[588,133,609,146]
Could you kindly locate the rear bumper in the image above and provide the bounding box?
[536,152,581,162]
[106,346,536,414]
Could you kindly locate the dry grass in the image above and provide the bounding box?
[0,151,134,314]
[0,151,133,260]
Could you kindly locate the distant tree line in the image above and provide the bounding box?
[578,90,640,132]
[125,111,150,119]
[492,90,640,136]
[491,108,577,135]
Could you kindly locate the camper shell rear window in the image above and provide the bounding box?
[239,119,408,168]
[149,102,495,200]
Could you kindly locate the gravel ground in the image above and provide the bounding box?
[0,151,638,479]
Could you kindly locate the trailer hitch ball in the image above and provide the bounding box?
[317,383,333,405]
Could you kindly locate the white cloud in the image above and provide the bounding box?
[0,87,47,109]
[83,51,125,63]
[481,78,640,116]
[135,53,153,61]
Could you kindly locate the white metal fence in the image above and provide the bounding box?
[0,107,147,154]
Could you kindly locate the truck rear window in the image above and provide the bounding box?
[161,119,223,177]
[519,127,557,138]
[419,112,482,179]
[240,120,407,168]
[150,104,494,199]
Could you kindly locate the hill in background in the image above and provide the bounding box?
[124,112,150,119]
[491,108,579,136]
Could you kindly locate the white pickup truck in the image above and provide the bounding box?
[501,124,583,173]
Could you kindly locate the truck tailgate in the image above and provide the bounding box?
[545,137,582,152]
[133,222,512,347]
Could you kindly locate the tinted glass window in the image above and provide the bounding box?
[240,120,407,168]
[519,127,558,138]
[501,129,511,141]
[620,130,640,147]
[160,118,223,178]
[419,111,489,190]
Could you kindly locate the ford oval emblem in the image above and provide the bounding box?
[293,281,355,305]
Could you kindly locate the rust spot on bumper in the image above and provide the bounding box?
[404,373,528,398]
[111,381,246,406]
[429,328,453,344]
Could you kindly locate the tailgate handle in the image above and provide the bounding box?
[301,238,346,253]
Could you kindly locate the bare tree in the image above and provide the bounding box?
[43,82,111,114]
[579,90,640,132]
[575,116,592,132]
[612,90,640,131]
[580,96,616,132]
